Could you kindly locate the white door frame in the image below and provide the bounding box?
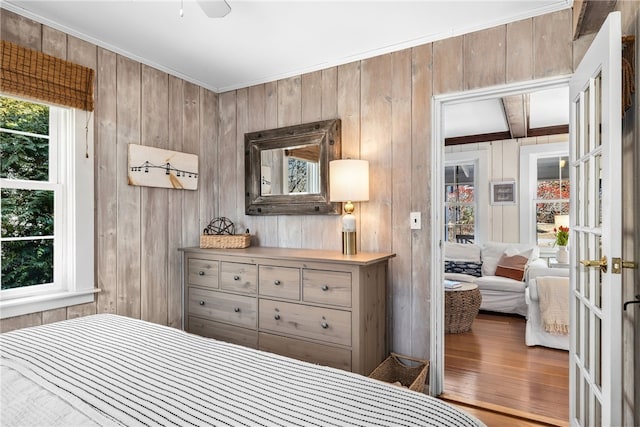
[429,75,571,395]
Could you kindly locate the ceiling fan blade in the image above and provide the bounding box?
[198,0,231,18]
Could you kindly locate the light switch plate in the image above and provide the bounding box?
[410,212,421,230]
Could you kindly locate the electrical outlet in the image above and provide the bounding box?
[410,212,421,230]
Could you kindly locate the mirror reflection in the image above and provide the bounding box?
[260,143,321,196]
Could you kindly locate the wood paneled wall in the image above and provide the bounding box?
[0,9,217,332]
[217,9,574,357]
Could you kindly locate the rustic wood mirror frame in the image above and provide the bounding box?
[245,119,341,215]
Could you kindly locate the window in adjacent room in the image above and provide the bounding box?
[444,162,476,243]
[0,95,95,318]
[519,141,570,249]
[534,155,570,247]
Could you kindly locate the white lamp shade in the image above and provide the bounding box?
[554,214,570,228]
[329,159,369,202]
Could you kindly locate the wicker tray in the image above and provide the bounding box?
[368,352,429,392]
[199,234,251,249]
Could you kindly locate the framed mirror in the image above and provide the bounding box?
[245,119,341,215]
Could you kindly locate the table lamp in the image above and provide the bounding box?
[329,159,369,255]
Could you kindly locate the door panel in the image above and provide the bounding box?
[569,11,622,427]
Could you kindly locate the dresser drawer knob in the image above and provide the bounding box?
[274,314,281,320]
[321,284,329,291]
[198,271,205,276]
[321,321,329,329]
[234,275,240,281]
[199,300,205,306]
[234,307,240,313]
[274,280,281,286]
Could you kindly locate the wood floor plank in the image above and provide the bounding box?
[444,312,569,423]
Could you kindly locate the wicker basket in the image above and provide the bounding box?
[368,352,429,392]
[199,234,251,249]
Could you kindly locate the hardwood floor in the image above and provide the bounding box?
[444,312,569,426]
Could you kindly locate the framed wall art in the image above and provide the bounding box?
[490,180,517,205]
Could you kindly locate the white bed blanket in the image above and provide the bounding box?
[1,314,484,427]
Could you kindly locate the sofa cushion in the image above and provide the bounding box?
[494,252,530,281]
[481,242,539,276]
[444,242,481,262]
[445,260,482,277]
[475,275,526,292]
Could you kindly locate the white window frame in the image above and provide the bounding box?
[519,141,569,254]
[0,96,95,319]
[444,150,489,244]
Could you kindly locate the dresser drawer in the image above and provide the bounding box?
[259,299,351,346]
[188,316,258,348]
[220,262,257,293]
[302,269,352,307]
[188,259,219,288]
[259,332,351,371]
[188,287,257,329]
[259,265,300,300]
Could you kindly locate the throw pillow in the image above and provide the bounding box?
[444,260,483,277]
[494,253,529,281]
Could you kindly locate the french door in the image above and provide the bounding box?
[569,11,622,426]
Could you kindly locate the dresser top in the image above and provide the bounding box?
[180,246,395,266]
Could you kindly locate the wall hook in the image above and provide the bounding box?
[623,294,640,311]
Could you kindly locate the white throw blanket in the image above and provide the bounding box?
[537,276,570,335]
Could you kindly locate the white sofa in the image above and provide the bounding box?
[444,241,546,317]
[525,267,570,350]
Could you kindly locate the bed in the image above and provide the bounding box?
[0,314,484,427]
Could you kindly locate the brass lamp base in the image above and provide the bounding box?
[342,231,357,255]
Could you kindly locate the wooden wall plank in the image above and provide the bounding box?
[140,65,169,325]
[67,302,97,319]
[218,91,238,220]
[390,48,413,356]
[167,76,184,329]
[245,85,269,246]
[182,82,200,247]
[301,71,325,249]
[0,312,41,332]
[433,35,463,95]
[276,76,303,248]
[261,82,280,247]
[236,87,249,231]
[490,141,504,242]
[501,140,520,243]
[41,25,66,59]
[534,9,573,77]
[0,9,41,50]
[360,54,392,253]
[199,89,218,233]
[42,308,67,324]
[96,47,118,315]
[464,26,506,90]
[506,18,534,83]
[410,43,433,359]
[116,55,142,319]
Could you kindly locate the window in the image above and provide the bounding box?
[519,142,570,249]
[444,151,488,244]
[444,163,475,242]
[0,95,95,318]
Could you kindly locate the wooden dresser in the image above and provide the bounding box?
[180,246,394,375]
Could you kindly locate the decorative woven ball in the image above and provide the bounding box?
[203,217,235,235]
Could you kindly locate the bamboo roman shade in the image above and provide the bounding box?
[0,40,94,111]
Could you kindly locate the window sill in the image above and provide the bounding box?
[0,288,100,320]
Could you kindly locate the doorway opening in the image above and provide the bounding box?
[430,76,571,423]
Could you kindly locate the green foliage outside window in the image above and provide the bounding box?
[1,96,54,289]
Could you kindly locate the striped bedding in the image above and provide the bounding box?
[0,314,484,427]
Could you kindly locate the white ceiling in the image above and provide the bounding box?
[443,86,569,139]
[2,0,571,93]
